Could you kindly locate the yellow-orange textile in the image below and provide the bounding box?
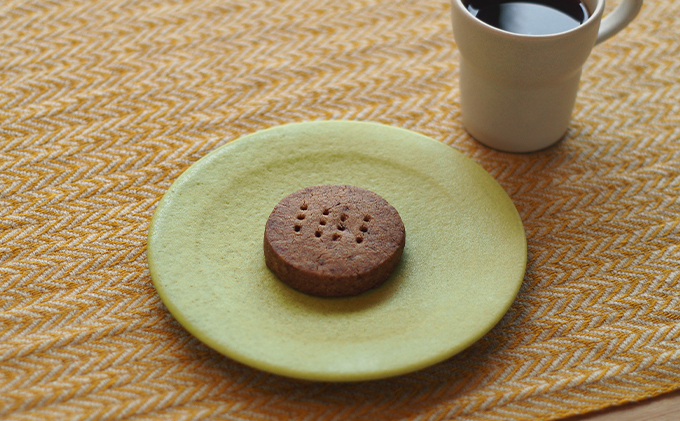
[1,0,678,419]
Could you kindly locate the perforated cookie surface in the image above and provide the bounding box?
[264,185,405,297]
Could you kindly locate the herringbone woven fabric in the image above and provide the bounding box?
[1,0,678,419]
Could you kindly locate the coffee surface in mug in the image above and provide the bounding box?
[463,0,590,35]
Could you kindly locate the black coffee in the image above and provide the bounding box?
[463,0,590,35]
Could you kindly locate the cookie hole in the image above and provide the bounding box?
[337,224,346,231]
[356,237,363,244]
[294,225,301,232]
[297,214,305,220]
[360,225,368,232]
[340,213,348,222]
[315,230,322,238]
[300,203,308,210]
[363,215,371,222]
[319,219,326,225]
[332,233,341,241]
[322,209,330,215]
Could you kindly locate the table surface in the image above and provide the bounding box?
[1,0,678,420]
[565,389,680,421]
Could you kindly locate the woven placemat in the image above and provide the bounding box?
[1,0,678,419]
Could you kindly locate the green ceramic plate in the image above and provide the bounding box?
[147,121,526,381]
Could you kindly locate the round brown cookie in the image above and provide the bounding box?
[264,185,406,297]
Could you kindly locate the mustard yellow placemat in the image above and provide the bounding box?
[1,0,678,419]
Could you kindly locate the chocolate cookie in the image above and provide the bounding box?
[264,185,405,297]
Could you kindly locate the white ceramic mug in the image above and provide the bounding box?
[451,0,643,152]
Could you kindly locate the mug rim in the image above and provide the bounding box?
[452,0,606,40]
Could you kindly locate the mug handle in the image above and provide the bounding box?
[596,0,643,45]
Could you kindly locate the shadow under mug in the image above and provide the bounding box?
[451,0,643,153]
